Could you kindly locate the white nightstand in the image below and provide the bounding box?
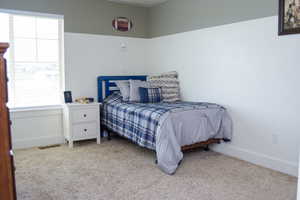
[63,103,101,148]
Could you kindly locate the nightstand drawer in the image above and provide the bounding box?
[72,123,97,140]
[72,109,98,123]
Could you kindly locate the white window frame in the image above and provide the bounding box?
[0,9,65,111]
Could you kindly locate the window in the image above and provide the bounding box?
[0,10,64,108]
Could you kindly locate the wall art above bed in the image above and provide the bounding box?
[279,0,300,35]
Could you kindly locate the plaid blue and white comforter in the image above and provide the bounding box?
[101,93,232,174]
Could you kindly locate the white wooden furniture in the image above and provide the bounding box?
[63,103,101,148]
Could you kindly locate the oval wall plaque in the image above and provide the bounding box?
[112,17,133,32]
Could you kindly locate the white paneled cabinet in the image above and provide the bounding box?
[63,103,101,148]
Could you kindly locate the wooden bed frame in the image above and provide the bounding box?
[97,75,222,151]
[181,138,221,152]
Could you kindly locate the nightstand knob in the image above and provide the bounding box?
[84,129,87,132]
[83,114,87,118]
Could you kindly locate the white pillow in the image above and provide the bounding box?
[129,80,152,102]
[115,80,130,101]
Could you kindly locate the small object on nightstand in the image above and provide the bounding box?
[64,91,73,103]
[63,103,101,148]
[75,97,94,104]
[87,98,94,103]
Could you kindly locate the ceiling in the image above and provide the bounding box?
[108,0,168,7]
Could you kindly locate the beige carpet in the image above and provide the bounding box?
[15,137,297,200]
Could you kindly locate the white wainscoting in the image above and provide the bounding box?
[147,16,300,176]
[11,107,63,149]
[297,152,300,200]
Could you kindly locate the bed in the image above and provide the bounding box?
[98,76,232,174]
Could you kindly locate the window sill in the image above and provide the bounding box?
[9,105,63,113]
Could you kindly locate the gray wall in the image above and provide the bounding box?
[149,0,277,37]
[0,0,149,38]
[0,0,279,38]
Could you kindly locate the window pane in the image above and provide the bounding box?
[7,14,62,108]
[0,13,9,42]
[37,39,59,62]
[13,15,36,38]
[14,63,60,107]
[14,38,36,62]
[37,18,59,39]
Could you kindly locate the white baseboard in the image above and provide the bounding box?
[212,144,298,177]
[13,136,64,150]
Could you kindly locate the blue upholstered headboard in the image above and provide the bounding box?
[97,76,147,102]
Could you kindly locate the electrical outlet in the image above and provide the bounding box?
[272,134,279,145]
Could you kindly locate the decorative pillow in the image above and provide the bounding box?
[139,87,162,103]
[115,80,130,101]
[149,71,178,79]
[129,80,152,102]
[148,71,180,102]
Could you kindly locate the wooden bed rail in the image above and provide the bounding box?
[181,138,221,152]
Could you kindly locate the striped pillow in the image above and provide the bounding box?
[148,71,180,102]
[149,71,178,79]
